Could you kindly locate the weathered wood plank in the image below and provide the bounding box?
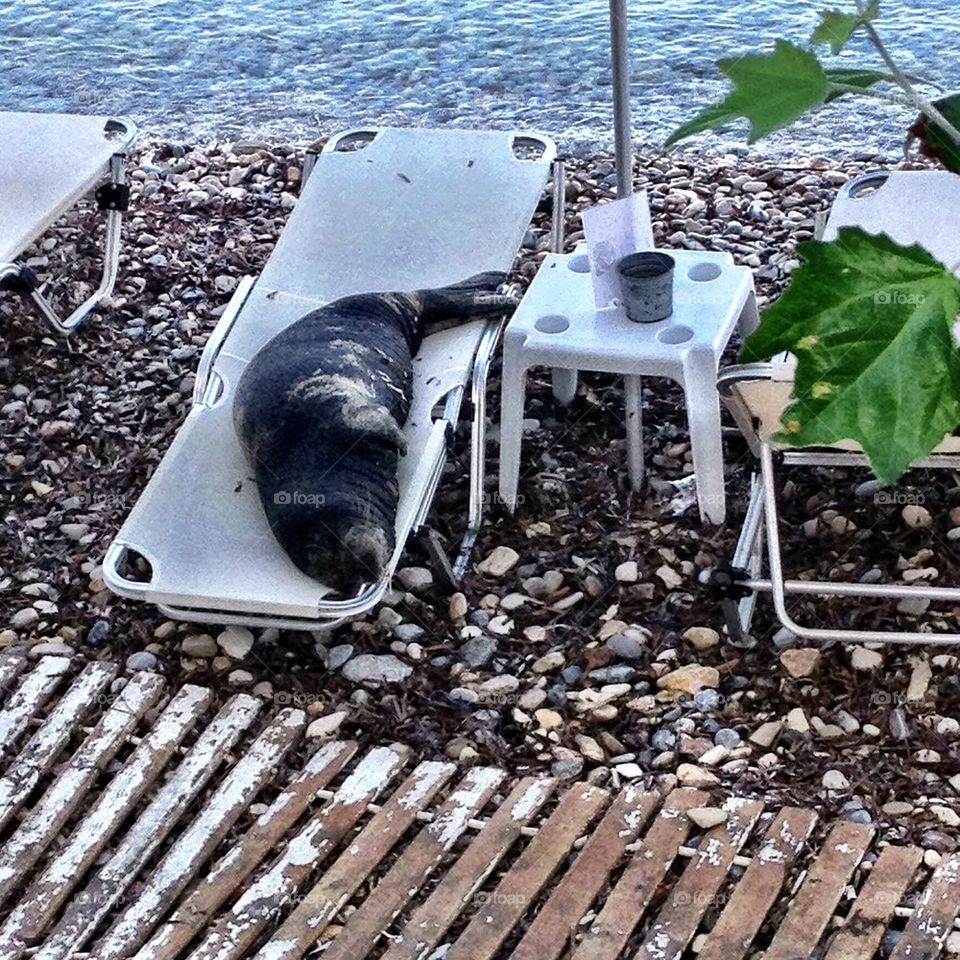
[189,744,419,960]
[0,656,71,757]
[6,681,206,953]
[505,787,659,960]
[0,660,116,832]
[765,820,875,960]
[698,807,818,960]
[0,654,28,699]
[447,782,609,960]
[259,765,503,960]
[33,693,261,960]
[570,788,709,960]
[826,845,923,960]
[94,707,306,960]
[134,739,357,960]
[0,671,169,921]
[380,777,556,960]
[632,797,764,960]
[889,853,960,960]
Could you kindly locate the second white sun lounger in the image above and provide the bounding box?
[0,111,136,334]
[715,169,960,645]
[104,126,556,629]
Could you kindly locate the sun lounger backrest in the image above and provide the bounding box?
[257,128,556,302]
[824,170,960,272]
[0,112,136,263]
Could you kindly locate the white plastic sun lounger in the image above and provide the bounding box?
[104,127,556,629]
[0,111,136,334]
[715,169,960,645]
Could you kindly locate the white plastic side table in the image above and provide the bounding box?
[498,246,759,523]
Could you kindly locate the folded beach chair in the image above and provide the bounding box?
[0,111,136,334]
[715,169,960,645]
[104,127,556,629]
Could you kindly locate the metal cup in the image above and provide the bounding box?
[616,252,675,323]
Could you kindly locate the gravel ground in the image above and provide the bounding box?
[2,139,959,853]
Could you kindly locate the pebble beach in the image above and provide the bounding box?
[3,136,960,875]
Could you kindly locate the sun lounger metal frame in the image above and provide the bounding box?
[0,113,136,335]
[715,169,960,646]
[104,127,557,630]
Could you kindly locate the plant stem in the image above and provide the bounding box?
[860,18,960,147]
[829,84,914,107]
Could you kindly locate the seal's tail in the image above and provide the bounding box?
[418,272,517,335]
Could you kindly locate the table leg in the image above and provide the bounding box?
[683,351,725,524]
[625,374,644,490]
[498,343,528,514]
[551,368,578,406]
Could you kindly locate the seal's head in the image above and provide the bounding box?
[257,452,397,595]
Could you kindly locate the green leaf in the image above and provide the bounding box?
[742,228,960,483]
[666,40,830,146]
[824,66,895,101]
[811,1,879,54]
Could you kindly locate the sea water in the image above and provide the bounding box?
[2,0,956,154]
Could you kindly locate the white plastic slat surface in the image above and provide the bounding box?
[0,112,136,261]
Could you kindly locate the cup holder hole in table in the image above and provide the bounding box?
[567,254,591,273]
[688,262,723,282]
[535,314,570,334]
[657,324,694,344]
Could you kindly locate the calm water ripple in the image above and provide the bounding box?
[2,0,956,156]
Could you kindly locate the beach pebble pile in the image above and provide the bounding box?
[1,139,958,843]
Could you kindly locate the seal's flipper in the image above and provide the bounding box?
[417,272,514,335]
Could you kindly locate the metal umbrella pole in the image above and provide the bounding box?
[609,0,645,488]
[609,0,634,200]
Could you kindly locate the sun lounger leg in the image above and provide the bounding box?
[454,317,507,579]
[24,153,130,335]
[758,442,960,645]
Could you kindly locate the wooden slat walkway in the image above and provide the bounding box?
[0,656,957,960]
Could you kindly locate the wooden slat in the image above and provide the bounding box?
[889,854,960,960]
[632,797,764,960]
[826,845,923,960]
[34,693,261,960]
[698,807,818,960]
[7,682,207,951]
[381,777,557,960]
[505,787,659,960]
[94,707,307,960]
[0,654,27,697]
[260,765,503,960]
[570,788,709,960]
[447,782,609,960]
[0,671,168,913]
[0,656,71,756]
[0,661,116,832]
[764,821,875,960]
[191,744,419,960]
[135,739,358,960]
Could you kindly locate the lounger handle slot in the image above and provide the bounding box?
[102,543,153,600]
[840,170,890,201]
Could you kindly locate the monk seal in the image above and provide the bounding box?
[233,272,513,595]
